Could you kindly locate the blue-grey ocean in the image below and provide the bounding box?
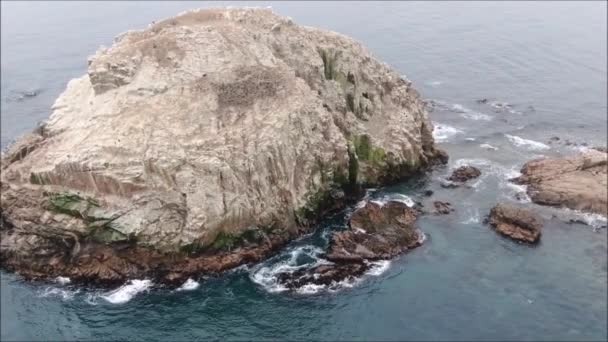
[1,1,606,341]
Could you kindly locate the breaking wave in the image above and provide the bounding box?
[55,276,71,285]
[38,287,79,301]
[177,278,200,291]
[433,123,463,143]
[372,193,416,208]
[505,134,550,151]
[249,245,329,293]
[480,143,498,151]
[101,279,152,304]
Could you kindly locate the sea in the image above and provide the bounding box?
[1,1,606,340]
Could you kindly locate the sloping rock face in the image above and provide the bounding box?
[277,200,423,289]
[487,203,543,243]
[0,8,445,284]
[512,150,607,216]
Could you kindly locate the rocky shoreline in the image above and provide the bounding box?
[1,8,606,291]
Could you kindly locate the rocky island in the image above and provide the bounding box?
[0,8,446,286]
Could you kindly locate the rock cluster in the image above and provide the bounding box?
[0,8,445,285]
[277,200,423,288]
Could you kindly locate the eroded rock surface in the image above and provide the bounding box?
[487,203,543,243]
[512,150,607,216]
[277,200,423,289]
[0,8,445,285]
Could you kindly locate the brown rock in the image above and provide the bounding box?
[448,166,481,182]
[326,200,421,261]
[276,262,369,289]
[487,203,543,243]
[433,201,454,215]
[276,200,423,290]
[512,150,607,215]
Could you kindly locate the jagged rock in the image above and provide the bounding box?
[277,200,423,289]
[277,263,369,290]
[487,203,543,243]
[448,166,481,183]
[512,150,607,215]
[0,8,446,285]
[433,201,454,215]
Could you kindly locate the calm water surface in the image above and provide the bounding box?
[1,1,607,341]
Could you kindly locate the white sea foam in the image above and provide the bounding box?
[102,279,152,304]
[177,278,200,291]
[84,293,100,306]
[505,134,549,151]
[559,208,607,230]
[480,143,498,151]
[461,210,481,224]
[450,104,493,121]
[249,246,328,293]
[426,80,443,87]
[433,123,463,143]
[366,260,392,276]
[372,193,416,208]
[39,287,79,300]
[296,283,327,295]
[55,276,71,285]
[465,137,477,141]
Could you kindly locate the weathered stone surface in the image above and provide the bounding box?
[512,150,607,216]
[487,203,543,243]
[277,200,423,288]
[0,8,445,284]
[448,166,481,183]
[432,201,454,215]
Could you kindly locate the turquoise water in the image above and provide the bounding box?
[1,2,607,341]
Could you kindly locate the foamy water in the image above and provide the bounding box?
[101,280,152,304]
[433,123,463,143]
[38,287,79,301]
[480,143,498,151]
[177,278,200,291]
[505,134,550,151]
[55,276,71,285]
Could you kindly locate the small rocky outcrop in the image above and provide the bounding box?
[277,200,423,289]
[0,8,446,285]
[432,201,454,215]
[512,150,607,216]
[448,166,481,183]
[487,203,543,243]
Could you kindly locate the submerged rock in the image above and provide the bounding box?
[0,8,445,285]
[432,201,454,215]
[448,166,481,183]
[487,203,543,243]
[512,149,607,216]
[277,200,423,289]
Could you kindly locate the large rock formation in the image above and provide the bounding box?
[0,8,445,285]
[512,149,607,216]
[487,203,543,243]
[277,200,423,289]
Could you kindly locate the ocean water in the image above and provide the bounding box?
[1,1,607,341]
